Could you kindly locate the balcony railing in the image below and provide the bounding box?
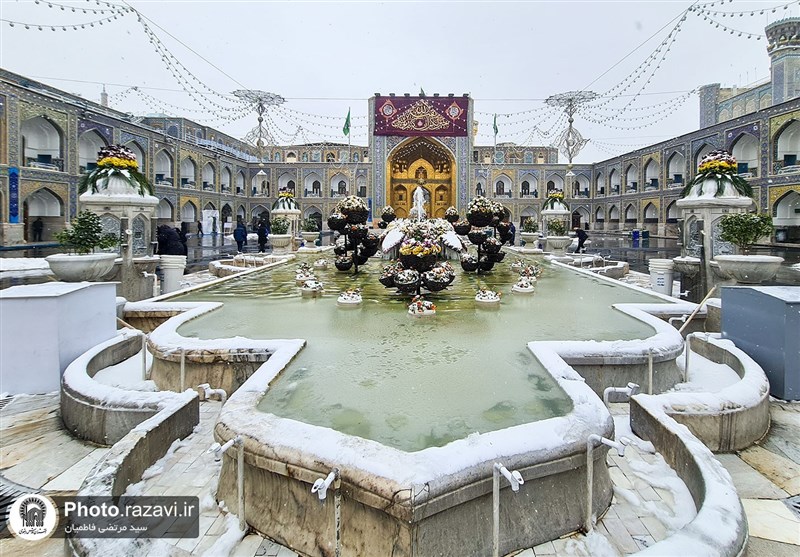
[26,157,64,172]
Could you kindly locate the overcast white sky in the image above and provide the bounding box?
[1,0,796,162]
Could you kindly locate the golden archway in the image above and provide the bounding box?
[387,138,454,218]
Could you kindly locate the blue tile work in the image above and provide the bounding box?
[120,131,150,150]
[724,122,759,150]
[373,137,385,209]
[78,119,113,144]
[774,61,785,105]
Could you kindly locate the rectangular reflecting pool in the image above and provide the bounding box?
[177,256,665,451]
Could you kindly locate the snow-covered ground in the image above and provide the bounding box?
[671,343,741,393]
[0,257,51,272]
[93,347,157,392]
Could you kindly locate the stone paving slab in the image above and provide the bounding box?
[714,453,789,499]
[740,445,800,496]
[742,499,800,545]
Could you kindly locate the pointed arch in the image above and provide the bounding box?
[202,162,216,190]
[221,167,232,190]
[330,172,349,196]
[594,171,605,196]
[643,202,658,223]
[157,198,174,220]
[624,203,637,223]
[181,201,197,222]
[78,129,108,173]
[304,172,322,197]
[667,151,685,186]
[25,187,64,217]
[608,205,620,221]
[774,119,800,171]
[180,157,197,187]
[236,171,246,194]
[21,115,64,171]
[774,189,800,230]
[595,206,605,222]
[494,174,512,197]
[694,144,714,173]
[155,150,174,185]
[123,140,146,173]
[730,133,759,176]
[609,169,620,193]
[643,158,659,188]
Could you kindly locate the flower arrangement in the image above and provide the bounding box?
[445,206,459,218]
[718,212,774,254]
[521,219,539,233]
[271,216,290,234]
[78,144,154,196]
[302,218,319,232]
[408,295,436,316]
[681,150,753,198]
[542,191,567,211]
[547,219,567,236]
[395,268,420,285]
[313,258,329,269]
[381,205,396,216]
[278,190,295,199]
[301,279,324,292]
[512,277,536,292]
[475,287,502,303]
[401,219,450,241]
[467,196,494,214]
[55,210,119,254]
[336,195,369,213]
[519,263,542,278]
[381,262,403,277]
[399,237,441,257]
[337,288,363,304]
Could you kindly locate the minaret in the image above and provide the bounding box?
[766,17,800,105]
[100,85,108,107]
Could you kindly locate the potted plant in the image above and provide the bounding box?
[301,218,320,243]
[714,212,783,284]
[520,218,539,245]
[269,216,292,252]
[545,218,571,254]
[46,210,120,281]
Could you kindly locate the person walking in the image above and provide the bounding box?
[32,217,44,242]
[509,222,516,246]
[234,222,247,252]
[575,227,589,253]
[197,220,203,236]
[257,220,269,253]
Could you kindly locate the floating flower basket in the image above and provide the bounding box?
[467,212,493,227]
[346,224,369,242]
[362,233,380,249]
[483,238,502,254]
[382,212,396,224]
[422,276,449,292]
[467,230,488,245]
[496,221,510,234]
[334,257,353,271]
[444,206,460,223]
[379,274,396,288]
[453,221,471,235]
[489,251,506,262]
[328,213,347,231]
[394,269,421,291]
[460,257,479,272]
[478,256,495,272]
[333,245,347,256]
[345,208,369,225]
[354,253,371,265]
[360,244,379,258]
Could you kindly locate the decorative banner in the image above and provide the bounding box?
[374,96,469,137]
[8,167,19,223]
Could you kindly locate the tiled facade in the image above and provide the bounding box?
[2,66,800,245]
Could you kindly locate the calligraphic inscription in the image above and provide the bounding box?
[374,96,469,137]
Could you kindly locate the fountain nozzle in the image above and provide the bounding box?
[311,469,339,501]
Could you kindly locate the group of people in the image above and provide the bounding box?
[233,219,271,253]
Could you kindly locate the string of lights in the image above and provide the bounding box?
[692,0,796,18]
[279,105,368,121]
[274,109,369,143]
[579,90,695,127]
[136,20,247,115]
[274,106,368,130]
[1,13,123,31]
[32,0,124,15]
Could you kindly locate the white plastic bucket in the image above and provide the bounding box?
[160,255,187,294]
[648,258,674,296]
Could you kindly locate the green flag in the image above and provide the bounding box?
[343,108,351,137]
[493,113,498,136]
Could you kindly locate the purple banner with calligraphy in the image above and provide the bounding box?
[374,96,469,137]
